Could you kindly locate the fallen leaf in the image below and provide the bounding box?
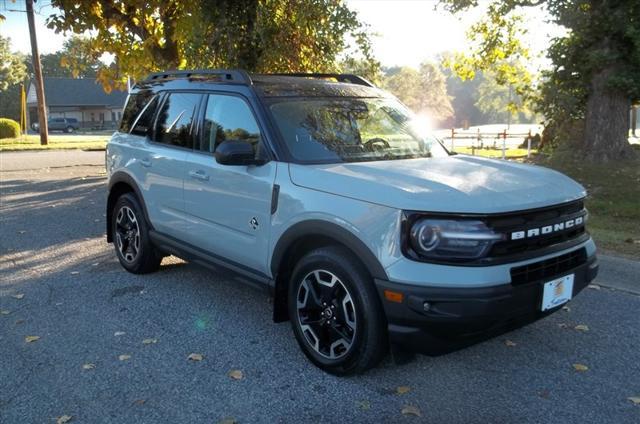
[17,230,26,234]
[142,338,158,345]
[356,400,371,410]
[15,319,25,325]
[11,294,24,299]
[562,306,571,312]
[573,363,589,372]
[538,389,551,399]
[574,324,589,332]
[557,323,568,329]
[188,353,204,361]
[505,340,517,347]
[118,354,131,361]
[628,397,640,405]
[132,399,146,406]
[588,284,601,290]
[114,331,126,336]
[25,336,40,343]
[0,310,11,315]
[218,418,237,424]
[401,405,422,417]
[56,415,73,424]
[92,263,100,266]
[396,386,411,395]
[82,363,96,370]
[70,271,79,275]
[624,238,634,244]
[228,369,244,380]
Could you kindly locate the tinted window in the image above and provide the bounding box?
[199,95,260,154]
[154,92,200,148]
[119,91,154,132]
[130,95,159,136]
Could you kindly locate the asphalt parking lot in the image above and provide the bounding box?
[1,151,639,423]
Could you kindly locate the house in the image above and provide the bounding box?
[26,78,128,130]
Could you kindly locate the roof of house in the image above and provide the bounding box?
[27,78,128,108]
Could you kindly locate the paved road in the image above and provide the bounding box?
[1,151,639,423]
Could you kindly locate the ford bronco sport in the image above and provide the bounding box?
[106,70,599,375]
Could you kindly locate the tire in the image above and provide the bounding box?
[65,126,74,133]
[111,193,162,274]
[288,245,388,375]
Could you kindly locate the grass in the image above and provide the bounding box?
[0,134,109,151]
[453,146,537,158]
[534,152,640,259]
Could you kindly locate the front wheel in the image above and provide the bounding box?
[111,193,162,274]
[288,246,388,375]
[65,126,74,133]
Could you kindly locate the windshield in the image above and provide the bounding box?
[268,97,449,163]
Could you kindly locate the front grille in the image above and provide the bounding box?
[487,200,586,257]
[510,248,587,286]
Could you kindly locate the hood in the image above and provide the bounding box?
[288,155,586,214]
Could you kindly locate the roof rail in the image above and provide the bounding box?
[270,73,374,87]
[143,69,253,85]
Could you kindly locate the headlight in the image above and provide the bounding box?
[408,219,504,261]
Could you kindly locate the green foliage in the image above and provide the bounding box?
[47,0,378,90]
[0,118,21,139]
[383,63,453,123]
[25,36,101,78]
[476,72,538,124]
[0,35,27,92]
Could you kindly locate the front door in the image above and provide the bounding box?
[183,93,276,275]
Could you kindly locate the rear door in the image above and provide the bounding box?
[183,93,276,274]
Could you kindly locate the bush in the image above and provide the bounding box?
[0,118,21,139]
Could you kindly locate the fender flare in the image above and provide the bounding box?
[106,171,151,242]
[270,219,388,281]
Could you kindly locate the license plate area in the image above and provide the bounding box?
[541,274,574,311]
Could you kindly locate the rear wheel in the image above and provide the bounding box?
[65,126,74,133]
[112,193,162,274]
[288,246,388,375]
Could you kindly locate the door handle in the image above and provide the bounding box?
[189,170,210,181]
[140,158,152,168]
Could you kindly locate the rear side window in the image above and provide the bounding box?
[198,94,261,154]
[130,95,159,136]
[153,92,201,148]
[119,91,154,133]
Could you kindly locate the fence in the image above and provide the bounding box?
[440,128,538,159]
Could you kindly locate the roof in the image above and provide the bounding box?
[27,78,128,107]
[250,74,385,98]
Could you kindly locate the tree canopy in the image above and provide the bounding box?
[47,0,377,90]
[440,0,640,161]
[383,63,454,125]
[0,34,26,92]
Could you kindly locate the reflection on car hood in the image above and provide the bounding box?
[288,155,586,213]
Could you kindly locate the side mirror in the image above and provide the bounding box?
[214,140,263,166]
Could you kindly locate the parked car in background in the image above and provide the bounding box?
[32,117,80,133]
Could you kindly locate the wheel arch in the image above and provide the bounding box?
[270,220,388,322]
[106,172,150,243]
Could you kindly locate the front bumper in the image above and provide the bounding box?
[375,253,599,355]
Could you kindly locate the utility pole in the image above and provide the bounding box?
[26,0,48,145]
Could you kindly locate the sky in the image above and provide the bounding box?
[0,0,562,71]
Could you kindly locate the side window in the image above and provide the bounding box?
[119,91,154,132]
[198,95,261,154]
[130,95,159,136]
[153,92,201,148]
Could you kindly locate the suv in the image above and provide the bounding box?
[33,117,80,133]
[106,70,598,375]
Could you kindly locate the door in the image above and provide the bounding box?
[133,91,202,239]
[183,93,276,274]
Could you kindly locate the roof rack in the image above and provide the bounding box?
[143,69,253,85]
[270,73,375,87]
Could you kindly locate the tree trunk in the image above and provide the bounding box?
[583,68,636,161]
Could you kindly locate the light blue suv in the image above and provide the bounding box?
[106,70,598,375]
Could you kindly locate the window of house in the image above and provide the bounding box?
[198,94,261,154]
[90,113,95,122]
[111,111,116,122]
[153,92,201,148]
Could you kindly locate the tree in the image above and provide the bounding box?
[440,0,639,161]
[0,35,27,92]
[383,63,453,125]
[476,72,537,124]
[47,0,377,90]
[442,65,487,127]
